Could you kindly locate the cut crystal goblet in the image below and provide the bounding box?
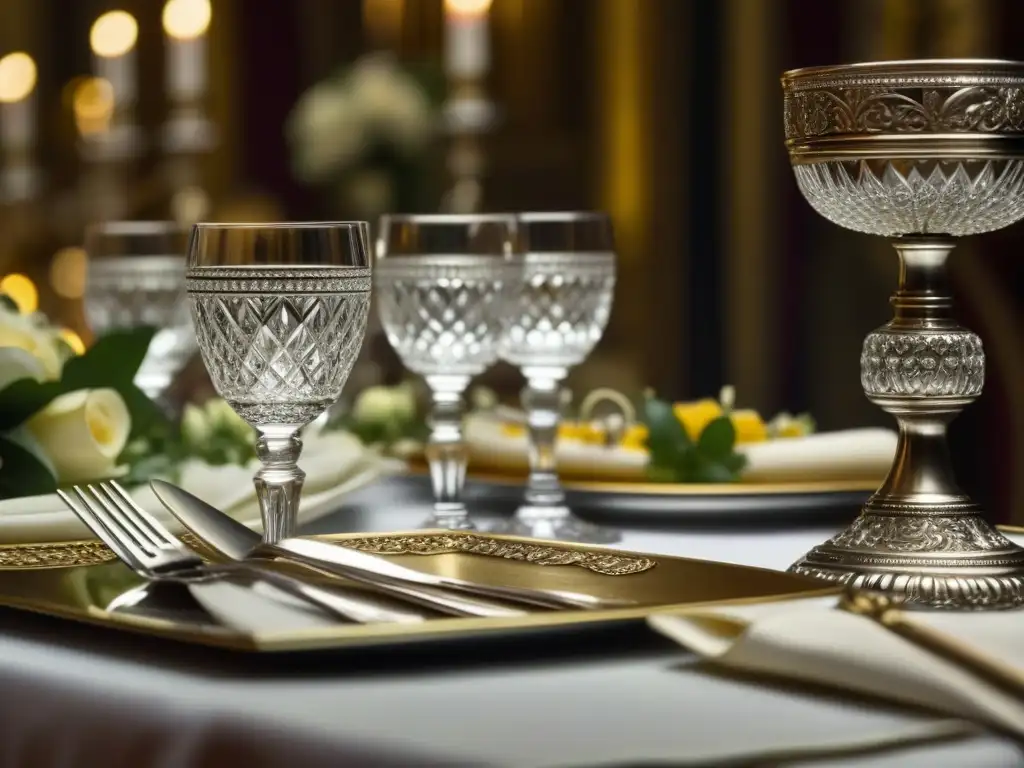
[186,222,371,543]
[492,212,619,544]
[783,59,1024,608]
[375,214,521,531]
[84,221,195,405]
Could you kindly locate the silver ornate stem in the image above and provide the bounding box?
[253,427,305,544]
[424,374,473,530]
[521,367,568,512]
[791,236,1024,609]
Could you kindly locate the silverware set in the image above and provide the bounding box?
[65,214,630,629]
[57,478,626,628]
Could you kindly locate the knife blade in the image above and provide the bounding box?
[150,480,527,619]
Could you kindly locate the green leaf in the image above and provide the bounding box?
[697,416,738,462]
[0,378,62,430]
[0,435,57,498]
[0,294,19,312]
[643,396,691,468]
[62,327,157,389]
[118,384,170,440]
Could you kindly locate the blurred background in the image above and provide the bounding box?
[0,0,1019,519]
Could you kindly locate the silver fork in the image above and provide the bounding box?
[58,481,427,625]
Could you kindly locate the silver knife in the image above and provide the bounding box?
[150,480,527,619]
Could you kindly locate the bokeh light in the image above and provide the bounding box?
[444,0,493,15]
[0,53,37,103]
[0,274,38,314]
[50,247,88,299]
[90,11,139,58]
[72,77,115,135]
[163,0,212,39]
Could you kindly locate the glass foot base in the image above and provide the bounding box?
[490,507,621,544]
[421,513,476,531]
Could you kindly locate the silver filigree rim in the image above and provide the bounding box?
[782,59,1024,90]
[186,267,371,294]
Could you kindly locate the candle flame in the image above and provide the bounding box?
[163,0,212,40]
[72,77,115,136]
[0,53,37,103]
[445,0,493,17]
[90,11,139,58]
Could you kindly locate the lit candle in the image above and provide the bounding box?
[163,0,212,102]
[444,0,493,80]
[0,52,36,153]
[90,11,139,108]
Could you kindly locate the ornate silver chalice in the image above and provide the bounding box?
[783,60,1024,609]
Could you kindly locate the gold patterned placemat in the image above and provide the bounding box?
[0,532,654,576]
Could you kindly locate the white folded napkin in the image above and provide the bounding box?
[649,595,1024,738]
[465,413,897,484]
[0,429,393,544]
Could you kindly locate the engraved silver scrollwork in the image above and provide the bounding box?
[827,514,1015,553]
[785,86,1024,140]
[782,60,1024,610]
[861,330,985,397]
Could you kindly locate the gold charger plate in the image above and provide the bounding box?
[0,530,838,652]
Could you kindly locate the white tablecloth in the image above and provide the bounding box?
[0,481,1020,768]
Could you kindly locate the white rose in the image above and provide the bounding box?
[26,388,131,483]
[351,386,400,425]
[348,58,432,153]
[181,402,210,446]
[0,346,46,392]
[287,82,366,181]
[0,306,64,380]
[390,381,418,422]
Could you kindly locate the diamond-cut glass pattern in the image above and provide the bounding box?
[794,158,1024,236]
[500,253,616,369]
[190,292,370,425]
[376,262,518,377]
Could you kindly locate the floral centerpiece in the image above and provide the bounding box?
[286,53,443,218]
[0,297,163,497]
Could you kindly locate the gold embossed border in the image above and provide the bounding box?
[0,533,656,576]
[0,541,116,570]
[341,534,656,576]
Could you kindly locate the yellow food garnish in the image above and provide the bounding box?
[729,409,768,444]
[673,399,723,441]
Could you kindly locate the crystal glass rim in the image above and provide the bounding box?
[518,211,610,223]
[191,221,368,231]
[378,213,517,226]
[86,220,189,260]
[782,58,1024,85]
[87,220,186,237]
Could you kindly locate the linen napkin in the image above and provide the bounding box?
[0,429,393,544]
[649,594,1024,738]
[465,413,897,484]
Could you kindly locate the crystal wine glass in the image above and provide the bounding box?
[84,221,195,405]
[375,214,520,530]
[493,211,618,544]
[186,222,371,543]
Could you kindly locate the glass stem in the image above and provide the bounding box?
[521,367,568,512]
[424,375,472,529]
[253,426,305,544]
